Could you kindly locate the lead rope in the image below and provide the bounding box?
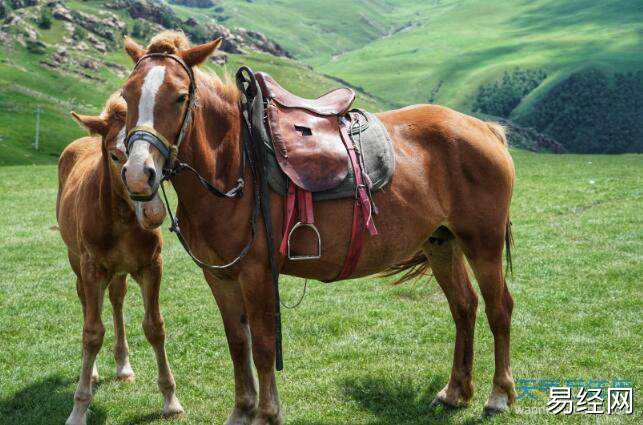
[280,279,308,309]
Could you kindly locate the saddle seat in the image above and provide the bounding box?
[256,72,356,192]
[257,72,355,116]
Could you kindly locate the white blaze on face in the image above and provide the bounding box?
[128,65,167,183]
[137,65,166,127]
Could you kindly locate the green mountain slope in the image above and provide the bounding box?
[205,0,643,153]
[0,1,385,165]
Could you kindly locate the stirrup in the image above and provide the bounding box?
[287,221,322,261]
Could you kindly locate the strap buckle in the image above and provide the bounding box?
[287,221,322,261]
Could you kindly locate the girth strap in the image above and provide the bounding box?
[327,117,378,281]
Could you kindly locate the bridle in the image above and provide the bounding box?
[124,52,254,271]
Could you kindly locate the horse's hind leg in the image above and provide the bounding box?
[463,228,516,415]
[108,274,134,381]
[66,259,107,425]
[134,260,184,417]
[423,227,478,408]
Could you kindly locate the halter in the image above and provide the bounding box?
[124,52,245,201]
[125,53,194,179]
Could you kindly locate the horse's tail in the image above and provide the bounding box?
[505,219,514,275]
[487,121,508,147]
[378,251,431,285]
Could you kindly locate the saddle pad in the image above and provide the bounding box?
[265,110,395,201]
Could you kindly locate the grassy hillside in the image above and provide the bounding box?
[202,0,643,153]
[1,150,641,423]
[0,1,385,166]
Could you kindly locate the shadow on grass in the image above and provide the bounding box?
[0,374,107,425]
[292,374,485,425]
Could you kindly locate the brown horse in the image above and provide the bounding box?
[121,31,516,423]
[57,93,183,425]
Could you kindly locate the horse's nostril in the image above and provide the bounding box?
[145,166,156,188]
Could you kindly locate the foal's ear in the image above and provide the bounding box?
[71,112,109,136]
[124,37,145,63]
[180,38,222,67]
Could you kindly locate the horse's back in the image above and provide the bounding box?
[377,104,514,183]
[57,137,102,251]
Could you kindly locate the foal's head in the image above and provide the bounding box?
[71,92,167,229]
[120,31,221,199]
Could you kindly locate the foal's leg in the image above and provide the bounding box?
[203,271,258,425]
[238,270,282,425]
[108,275,134,381]
[70,254,100,383]
[466,235,516,415]
[134,261,184,417]
[423,229,478,408]
[66,260,107,425]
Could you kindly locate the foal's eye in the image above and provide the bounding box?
[110,153,120,163]
[177,94,188,104]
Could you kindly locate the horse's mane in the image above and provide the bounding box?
[146,30,239,104]
[101,91,126,123]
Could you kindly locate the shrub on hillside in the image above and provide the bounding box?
[473,68,547,117]
[38,8,53,30]
[73,26,86,41]
[169,0,214,8]
[517,69,643,153]
[131,21,150,38]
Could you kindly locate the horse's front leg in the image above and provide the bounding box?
[239,268,282,425]
[134,260,184,417]
[203,270,258,425]
[66,259,107,425]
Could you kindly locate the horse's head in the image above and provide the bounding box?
[71,92,167,229]
[120,31,221,201]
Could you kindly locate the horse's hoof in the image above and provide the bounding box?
[483,405,508,417]
[249,413,283,425]
[429,396,459,411]
[116,373,135,383]
[224,407,256,425]
[90,374,99,384]
[163,397,185,418]
[65,413,87,425]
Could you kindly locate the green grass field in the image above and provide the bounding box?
[0,149,640,424]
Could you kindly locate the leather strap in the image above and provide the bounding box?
[329,118,378,281]
[340,120,377,236]
[279,181,297,255]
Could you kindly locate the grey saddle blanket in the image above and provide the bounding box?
[264,110,395,200]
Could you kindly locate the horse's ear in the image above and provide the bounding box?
[71,111,109,136]
[124,37,145,63]
[180,38,222,67]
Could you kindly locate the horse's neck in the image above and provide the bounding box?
[175,83,243,204]
[97,153,132,224]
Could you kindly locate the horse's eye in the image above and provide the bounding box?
[110,153,120,163]
[177,94,188,104]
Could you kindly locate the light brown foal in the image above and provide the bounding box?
[121,31,516,424]
[56,93,183,425]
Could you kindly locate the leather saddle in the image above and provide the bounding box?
[256,72,356,192]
